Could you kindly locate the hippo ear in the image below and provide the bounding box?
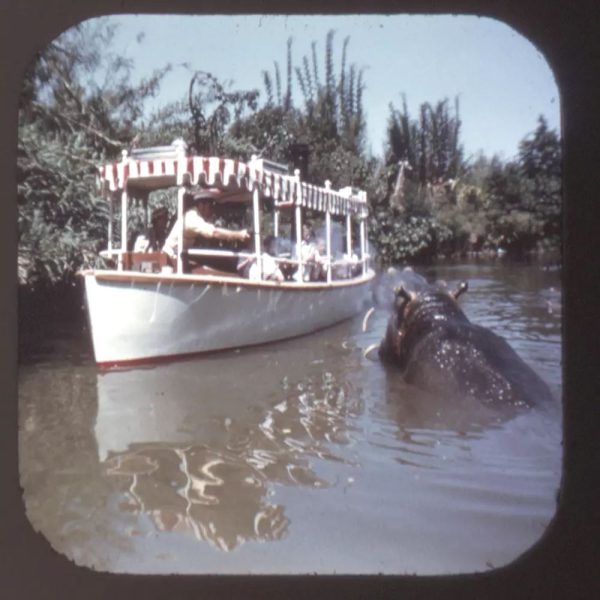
[393,285,413,313]
[393,284,413,303]
[452,281,469,300]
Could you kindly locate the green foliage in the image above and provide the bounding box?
[295,32,367,158]
[255,31,369,188]
[473,118,561,256]
[370,104,561,264]
[134,100,191,148]
[369,210,436,263]
[188,71,259,155]
[228,105,302,163]
[387,95,463,186]
[518,116,562,243]
[18,19,171,292]
[18,122,108,287]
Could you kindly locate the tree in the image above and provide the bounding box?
[518,116,562,244]
[386,96,463,191]
[293,32,368,186]
[228,104,303,164]
[18,20,170,311]
[248,32,369,189]
[188,70,259,156]
[478,117,561,255]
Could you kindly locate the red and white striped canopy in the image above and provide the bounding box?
[97,154,367,217]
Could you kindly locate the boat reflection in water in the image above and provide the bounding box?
[94,336,364,552]
[102,445,289,551]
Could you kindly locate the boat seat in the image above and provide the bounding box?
[123,251,170,273]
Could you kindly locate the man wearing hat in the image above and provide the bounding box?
[162,189,250,271]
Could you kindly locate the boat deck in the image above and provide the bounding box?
[80,267,375,290]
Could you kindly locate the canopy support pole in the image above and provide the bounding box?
[362,191,369,273]
[274,208,279,238]
[252,186,262,279]
[346,213,352,257]
[294,169,303,281]
[295,205,303,281]
[325,180,332,283]
[177,187,185,274]
[360,217,366,276]
[119,190,127,271]
[108,193,114,254]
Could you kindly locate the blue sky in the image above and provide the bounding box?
[93,14,559,161]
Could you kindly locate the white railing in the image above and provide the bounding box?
[99,247,370,280]
[100,146,371,282]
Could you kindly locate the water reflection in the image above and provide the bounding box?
[103,444,288,551]
[94,337,365,551]
[19,260,563,573]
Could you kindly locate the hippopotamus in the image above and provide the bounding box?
[378,280,554,408]
[372,266,430,310]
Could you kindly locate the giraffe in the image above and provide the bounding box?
[390,160,412,209]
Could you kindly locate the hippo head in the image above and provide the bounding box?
[373,266,430,310]
[378,280,469,366]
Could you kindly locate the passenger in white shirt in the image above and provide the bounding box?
[238,235,284,282]
[248,254,283,281]
[294,223,322,281]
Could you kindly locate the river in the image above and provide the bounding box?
[18,259,563,575]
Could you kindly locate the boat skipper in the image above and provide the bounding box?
[162,189,250,272]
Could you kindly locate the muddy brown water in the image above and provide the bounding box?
[18,260,562,574]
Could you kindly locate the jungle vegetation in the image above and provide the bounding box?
[17,20,562,321]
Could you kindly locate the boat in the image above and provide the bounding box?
[82,140,375,365]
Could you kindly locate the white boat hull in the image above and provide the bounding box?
[83,270,374,365]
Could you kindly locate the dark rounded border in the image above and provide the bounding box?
[3,1,599,599]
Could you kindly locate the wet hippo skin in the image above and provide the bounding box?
[378,281,554,409]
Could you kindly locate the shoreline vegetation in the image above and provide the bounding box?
[17,21,561,338]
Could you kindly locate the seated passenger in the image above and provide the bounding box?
[332,252,360,279]
[350,247,362,276]
[250,235,284,282]
[134,206,170,252]
[162,190,250,272]
[237,235,284,282]
[314,237,330,281]
[294,223,322,282]
[267,237,295,280]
